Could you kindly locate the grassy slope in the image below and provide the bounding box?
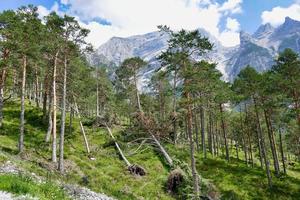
[0,101,300,200]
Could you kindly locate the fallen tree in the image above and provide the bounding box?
[105,124,146,176]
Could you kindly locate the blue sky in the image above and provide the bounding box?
[1,0,299,47]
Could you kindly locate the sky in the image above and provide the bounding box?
[1,0,300,48]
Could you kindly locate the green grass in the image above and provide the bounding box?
[0,100,300,199]
[0,174,69,200]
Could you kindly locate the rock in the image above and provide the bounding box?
[63,184,115,200]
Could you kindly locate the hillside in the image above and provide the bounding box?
[1,101,300,200]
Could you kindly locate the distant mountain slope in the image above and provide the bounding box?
[89,17,300,83]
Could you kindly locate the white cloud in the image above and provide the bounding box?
[38,0,243,47]
[226,17,240,31]
[60,0,69,5]
[261,3,300,27]
[219,0,242,14]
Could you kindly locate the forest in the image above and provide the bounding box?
[0,5,300,200]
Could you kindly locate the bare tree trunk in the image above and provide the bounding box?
[59,56,67,173]
[45,86,52,142]
[194,109,200,152]
[200,106,206,158]
[105,125,131,166]
[74,98,91,154]
[42,73,49,122]
[52,51,59,163]
[69,106,73,135]
[150,133,173,166]
[35,64,39,108]
[254,98,272,187]
[235,139,239,160]
[208,110,213,155]
[220,103,229,161]
[19,55,27,153]
[96,67,100,117]
[264,109,280,176]
[186,92,199,196]
[172,71,177,144]
[0,68,6,128]
[134,73,142,112]
[279,128,286,174]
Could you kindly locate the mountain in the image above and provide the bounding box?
[89,17,300,83]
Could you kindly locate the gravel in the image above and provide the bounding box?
[64,184,115,200]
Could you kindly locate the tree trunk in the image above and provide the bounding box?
[42,73,49,122]
[172,70,177,144]
[194,108,200,152]
[35,64,39,108]
[59,56,67,173]
[187,92,199,196]
[200,106,206,158]
[235,139,239,160]
[19,55,27,153]
[45,85,52,142]
[74,98,91,154]
[0,68,6,128]
[208,110,213,155]
[69,106,73,135]
[150,133,173,166]
[105,125,131,166]
[52,51,59,163]
[96,67,100,117]
[264,109,280,176]
[134,73,142,112]
[279,128,286,174]
[254,98,272,187]
[220,103,229,161]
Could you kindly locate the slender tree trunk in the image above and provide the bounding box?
[0,68,6,128]
[279,128,286,174]
[59,56,67,173]
[172,70,177,144]
[52,51,59,163]
[96,67,100,117]
[247,132,254,167]
[220,103,229,161]
[186,91,199,196]
[0,49,9,128]
[19,55,27,153]
[235,139,239,160]
[74,98,91,154]
[208,110,214,155]
[69,106,73,135]
[200,105,206,158]
[264,109,280,176]
[134,73,142,112]
[35,64,39,108]
[45,86,52,142]
[42,73,49,122]
[254,98,272,187]
[194,108,200,152]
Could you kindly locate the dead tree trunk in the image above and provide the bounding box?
[105,125,146,176]
[74,98,90,154]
